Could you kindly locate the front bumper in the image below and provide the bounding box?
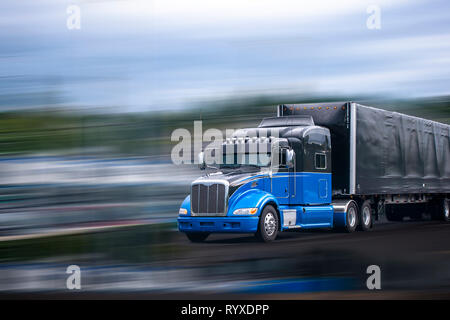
[178,216,259,233]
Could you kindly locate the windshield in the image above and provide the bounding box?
[203,147,272,170]
[220,152,271,169]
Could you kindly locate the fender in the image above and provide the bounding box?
[180,195,191,215]
[227,188,280,216]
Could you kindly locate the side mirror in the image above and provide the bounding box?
[286,149,294,168]
[198,152,206,170]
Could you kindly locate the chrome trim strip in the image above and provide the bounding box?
[349,102,357,195]
[192,178,230,186]
[230,171,330,186]
[332,200,356,213]
[284,225,301,229]
[318,178,328,199]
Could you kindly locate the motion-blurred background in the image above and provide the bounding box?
[0,0,449,298]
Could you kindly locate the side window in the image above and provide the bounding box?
[315,153,326,170]
[272,147,289,172]
[308,132,326,146]
[278,148,287,166]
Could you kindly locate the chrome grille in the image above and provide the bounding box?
[191,182,227,216]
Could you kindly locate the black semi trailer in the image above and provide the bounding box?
[178,101,449,242]
[279,102,450,223]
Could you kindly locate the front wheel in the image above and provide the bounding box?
[255,205,279,242]
[185,232,209,243]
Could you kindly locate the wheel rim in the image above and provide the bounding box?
[363,206,371,226]
[445,201,449,218]
[264,212,276,236]
[348,207,356,227]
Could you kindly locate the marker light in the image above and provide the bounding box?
[233,208,258,215]
[179,208,188,215]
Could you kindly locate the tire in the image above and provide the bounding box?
[185,232,209,243]
[344,201,358,233]
[385,205,403,221]
[435,199,450,222]
[255,205,279,242]
[358,200,373,231]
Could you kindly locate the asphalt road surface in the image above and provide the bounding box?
[168,219,450,292]
[2,218,449,299]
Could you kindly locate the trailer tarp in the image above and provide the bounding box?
[280,102,450,195]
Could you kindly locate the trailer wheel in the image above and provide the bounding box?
[185,232,209,243]
[344,201,358,233]
[255,205,279,242]
[437,199,450,222]
[358,200,373,231]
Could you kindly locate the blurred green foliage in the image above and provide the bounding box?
[0,223,178,263]
[0,95,449,156]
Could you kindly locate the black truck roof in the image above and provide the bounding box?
[278,102,350,135]
[258,115,314,128]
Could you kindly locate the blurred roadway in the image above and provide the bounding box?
[0,156,196,237]
[1,218,450,298]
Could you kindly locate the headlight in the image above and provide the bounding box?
[179,208,188,215]
[233,208,258,215]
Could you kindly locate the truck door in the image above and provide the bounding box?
[301,129,332,225]
[271,147,290,205]
[289,157,296,205]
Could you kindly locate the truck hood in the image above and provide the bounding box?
[192,170,267,187]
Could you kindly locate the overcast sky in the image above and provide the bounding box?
[1,0,450,111]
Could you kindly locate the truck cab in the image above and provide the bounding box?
[178,115,345,242]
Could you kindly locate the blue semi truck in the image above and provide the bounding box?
[178,102,450,242]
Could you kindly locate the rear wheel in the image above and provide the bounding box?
[185,232,209,243]
[344,201,358,233]
[255,205,279,242]
[435,198,450,222]
[358,200,373,231]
